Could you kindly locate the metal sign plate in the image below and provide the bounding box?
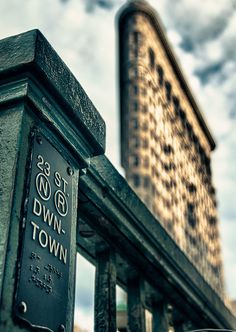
[15,133,73,332]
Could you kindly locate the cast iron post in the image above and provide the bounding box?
[0,30,105,332]
[95,248,117,332]
[127,276,146,332]
[152,301,170,332]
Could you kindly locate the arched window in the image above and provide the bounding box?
[149,48,155,70]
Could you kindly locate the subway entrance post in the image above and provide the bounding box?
[0,30,105,332]
[1,28,236,332]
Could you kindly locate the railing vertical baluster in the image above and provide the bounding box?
[152,301,169,332]
[94,249,116,332]
[127,276,146,332]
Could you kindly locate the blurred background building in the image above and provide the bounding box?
[118,0,224,297]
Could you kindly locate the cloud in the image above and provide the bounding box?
[85,0,115,12]
[83,0,125,13]
[220,220,236,296]
[159,0,234,45]
[194,62,224,84]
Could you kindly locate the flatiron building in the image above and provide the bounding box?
[118,0,224,296]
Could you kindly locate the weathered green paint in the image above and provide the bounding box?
[0,30,105,331]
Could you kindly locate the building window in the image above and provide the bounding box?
[142,88,147,96]
[132,155,139,167]
[165,81,172,102]
[163,144,173,155]
[133,174,140,187]
[173,95,179,109]
[163,163,173,172]
[142,121,148,131]
[132,118,139,129]
[133,31,141,44]
[149,48,155,70]
[186,203,197,228]
[144,157,149,167]
[133,101,138,112]
[134,85,138,95]
[167,220,173,232]
[134,48,138,58]
[133,136,139,148]
[209,185,216,195]
[186,121,193,137]
[157,65,164,86]
[187,182,196,194]
[142,105,148,113]
[143,138,148,148]
[208,216,217,226]
[143,176,150,188]
[132,15,137,24]
[192,133,198,144]
[179,108,186,121]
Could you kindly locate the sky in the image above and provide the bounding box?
[0,0,236,327]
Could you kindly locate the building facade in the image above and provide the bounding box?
[118,0,224,296]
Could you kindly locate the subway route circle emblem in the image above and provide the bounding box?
[54,190,68,217]
[35,173,51,201]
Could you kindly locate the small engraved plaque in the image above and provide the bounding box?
[15,133,73,332]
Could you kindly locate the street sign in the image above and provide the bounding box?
[15,132,73,332]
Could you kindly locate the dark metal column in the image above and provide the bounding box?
[127,276,146,332]
[152,301,169,332]
[95,249,117,332]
